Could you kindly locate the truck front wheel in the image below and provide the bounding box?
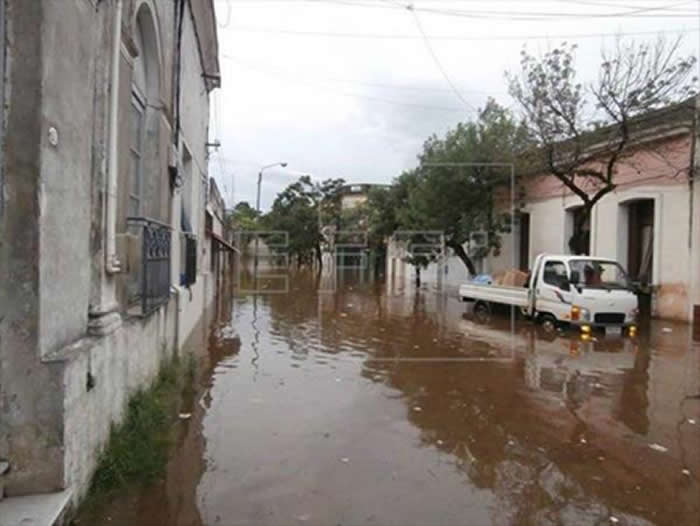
[537,313,557,333]
[474,301,491,323]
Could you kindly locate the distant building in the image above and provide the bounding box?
[339,183,388,211]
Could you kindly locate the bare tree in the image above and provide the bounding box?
[507,37,697,254]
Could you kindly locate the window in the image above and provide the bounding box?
[128,95,145,216]
[569,259,630,290]
[542,260,567,287]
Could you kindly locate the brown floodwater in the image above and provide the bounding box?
[81,270,700,526]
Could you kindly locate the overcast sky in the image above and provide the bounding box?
[208,0,699,211]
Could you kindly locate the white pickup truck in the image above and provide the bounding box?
[459,254,639,336]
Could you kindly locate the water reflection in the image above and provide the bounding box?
[87,269,700,526]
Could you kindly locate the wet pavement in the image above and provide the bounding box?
[86,271,700,526]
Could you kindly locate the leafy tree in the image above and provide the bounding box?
[394,99,529,277]
[507,37,697,254]
[263,175,345,268]
[229,201,260,231]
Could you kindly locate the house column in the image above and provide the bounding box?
[691,95,700,330]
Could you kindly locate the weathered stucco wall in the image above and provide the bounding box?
[0,0,220,500]
[0,0,67,496]
[60,299,177,503]
[38,0,99,357]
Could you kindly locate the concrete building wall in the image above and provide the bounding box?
[60,298,177,502]
[38,0,98,358]
[0,0,66,495]
[0,0,221,503]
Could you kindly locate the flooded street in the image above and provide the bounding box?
[94,272,699,526]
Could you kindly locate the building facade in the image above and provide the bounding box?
[0,0,220,510]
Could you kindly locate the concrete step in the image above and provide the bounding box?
[0,490,72,526]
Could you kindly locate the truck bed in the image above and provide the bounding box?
[459,282,529,308]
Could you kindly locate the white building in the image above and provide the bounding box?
[387,99,700,323]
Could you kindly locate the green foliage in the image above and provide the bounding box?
[365,99,527,275]
[88,355,182,496]
[262,175,345,266]
[229,201,260,232]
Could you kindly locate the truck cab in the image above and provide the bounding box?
[527,254,639,334]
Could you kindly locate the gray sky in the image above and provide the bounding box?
[208,0,699,211]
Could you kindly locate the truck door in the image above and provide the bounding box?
[535,259,573,320]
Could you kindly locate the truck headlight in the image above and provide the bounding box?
[571,306,591,322]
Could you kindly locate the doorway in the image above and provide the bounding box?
[518,213,530,271]
[566,206,590,255]
[626,199,655,318]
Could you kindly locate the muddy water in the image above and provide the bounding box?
[91,272,699,526]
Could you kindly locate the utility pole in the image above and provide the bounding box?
[254,162,287,277]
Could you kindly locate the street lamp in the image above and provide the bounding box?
[254,162,288,276]
[256,162,288,213]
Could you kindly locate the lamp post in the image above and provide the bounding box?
[254,162,287,276]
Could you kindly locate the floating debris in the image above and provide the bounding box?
[662,327,672,333]
[296,513,311,522]
[340,313,348,318]
[178,413,192,420]
[688,418,697,425]
[340,457,350,463]
[413,406,422,412]
[579,437,587,444]
[682,469,691,476]
[648,443,668,453]
[437,440,444,446]
[609,517,619,524]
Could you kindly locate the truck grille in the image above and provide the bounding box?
[594,312,625,324]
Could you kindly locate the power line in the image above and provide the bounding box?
[222,25,699,41]
[404,1,699,21]
[222,54,504,94]
[408,5,477,113]
[222,0,699,19]
[221,54,478,112]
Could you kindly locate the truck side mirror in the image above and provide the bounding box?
[569,270,580,284]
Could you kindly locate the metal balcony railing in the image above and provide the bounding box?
[126,217,172,316]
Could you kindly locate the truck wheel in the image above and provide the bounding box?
[474,301,491,323]
[538,313,557,334]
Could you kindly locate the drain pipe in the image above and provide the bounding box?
[105,0,123,274]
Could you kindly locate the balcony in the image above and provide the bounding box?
[125,217,172,316]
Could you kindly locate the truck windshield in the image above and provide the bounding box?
[569,260,631,290]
